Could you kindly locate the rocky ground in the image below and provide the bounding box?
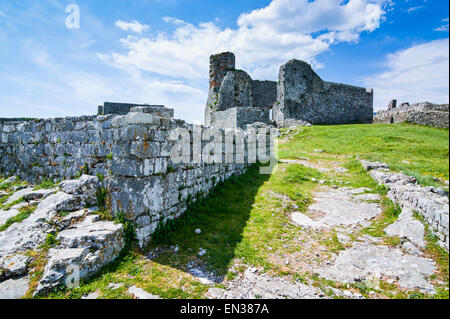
[202,156,448,299]
[0,175,124,298]
[0,152,448,299]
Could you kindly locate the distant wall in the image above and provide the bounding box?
[98,102,151,115]
[373,102,449,128]
[0,109,272,247]
[273,59,373,126]
[0,118,35,124]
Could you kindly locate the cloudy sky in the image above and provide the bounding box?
[0,0,448,123]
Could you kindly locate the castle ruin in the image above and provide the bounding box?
[206,52,374,129]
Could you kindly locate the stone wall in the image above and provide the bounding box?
[0,108,273,247]
[0,118,35,124]
[373,102,449,128]
[252,80,277,109]
[363,160,449,250]
[205,52,276,129]
[273,59,373,126]
[211,107,270,130]
[206,53,373,128]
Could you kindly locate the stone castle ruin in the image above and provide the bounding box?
[374,100,449,128]
[0,53,376,248]
[205,52,374,129]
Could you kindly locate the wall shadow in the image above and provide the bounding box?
[145,164,270,280]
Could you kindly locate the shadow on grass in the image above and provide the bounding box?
[145,164,271,278]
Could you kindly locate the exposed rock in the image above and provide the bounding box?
[23,189,56,201]
[208,268,326,299]
[54,210,87,229]
[0,276,29,299]
[354,193,381,201]
[4,187,34,205]
[0,192,77,258]
[346,187,372,194]
[360,160,389,171]
[337,233,351,245]
[127,286,160,299]
[82,291,100,299]
[57,215,123,252]
[365,160,449,250]
[318,242,436,293]
[34,248,88,295]
[34,215,124,295]
[59,174,99,205]
[384,207,426,248]
[402,242,423,256]
[0,254,30,280]
[188,267,219,285]
[292,187,381,229]
[0,208,21,228]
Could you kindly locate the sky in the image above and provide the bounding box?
[0,0,448,123]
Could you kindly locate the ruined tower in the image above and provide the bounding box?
[205,52,276,129]
[205,52,236,126]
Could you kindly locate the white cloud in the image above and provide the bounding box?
[102,0,389,82]
[364,38,449,110]
[237,0,385,34]
[406,6,424,13]
[115,20,149,34]
[434,18,449,32]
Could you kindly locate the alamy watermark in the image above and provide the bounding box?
[65,4,80,29]
[168,126,278,174]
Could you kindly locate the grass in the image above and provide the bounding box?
[33,178,56,191]
[361,197,401,239]
[0,204,37,231]
[0,176,29,208]
[1,196,25,211]
[279,123,449,186]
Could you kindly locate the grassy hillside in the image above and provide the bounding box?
[278,123,449,186]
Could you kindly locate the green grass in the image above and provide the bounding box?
[361,197,401,239]
[279,124,449,186]
[33,178,56,191]
[1,196,25,211]
[0,204,37,231]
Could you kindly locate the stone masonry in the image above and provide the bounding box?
[373,102,449,128]
[0,105,273,247]
[206,52,373,129]
[273,59,373,126]
[205,52,276,130]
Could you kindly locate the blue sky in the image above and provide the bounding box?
[0,0,448,123]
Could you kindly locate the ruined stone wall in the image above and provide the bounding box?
[0,110,272,247]
[205,52,236,126]
[373,102,449,128]
[205,52,276,129]
[273,59,373,126]
[252,80,277,109]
